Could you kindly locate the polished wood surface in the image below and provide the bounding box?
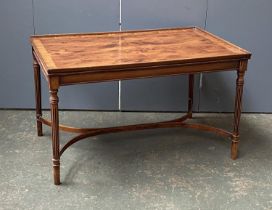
[188,74,194,118]
[31,27,251,185]
[49,89,60,185]
[231,60,247,160]
[31,27,250,74]
[33,54,43,136]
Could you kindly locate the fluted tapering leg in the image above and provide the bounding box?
[188,74,194,118]
[231,61,247,160]
[33,56,43,136]
[50,89,60,185]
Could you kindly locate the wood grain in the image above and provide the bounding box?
[33,53,43,136]
[31,27,251,74]
[188,74,194,118]
[231,60,247,160]
[49,89,60,185]
[31,27,251,185]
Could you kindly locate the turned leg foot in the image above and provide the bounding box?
[37,115,43,137]
[53,159,61,185]
[231,136,239,160]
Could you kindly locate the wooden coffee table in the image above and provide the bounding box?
[30,27,251,185]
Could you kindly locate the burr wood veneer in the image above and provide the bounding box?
[30,27,251,185]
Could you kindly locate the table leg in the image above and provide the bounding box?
[33,57,43,136]
[231,60,247,160]
[50,89,61,185]
[188,74,194,118]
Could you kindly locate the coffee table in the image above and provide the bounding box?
[30,27,251,185]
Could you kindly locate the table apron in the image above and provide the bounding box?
[57,60,240,86]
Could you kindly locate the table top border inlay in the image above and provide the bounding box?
[30,27,251,75]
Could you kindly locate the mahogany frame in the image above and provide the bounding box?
[31,28,250,185]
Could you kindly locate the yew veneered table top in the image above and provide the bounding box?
[31,27,251,75]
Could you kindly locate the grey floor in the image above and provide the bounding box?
[0,110,271,210]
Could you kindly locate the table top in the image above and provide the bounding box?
[31,27,251,74]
